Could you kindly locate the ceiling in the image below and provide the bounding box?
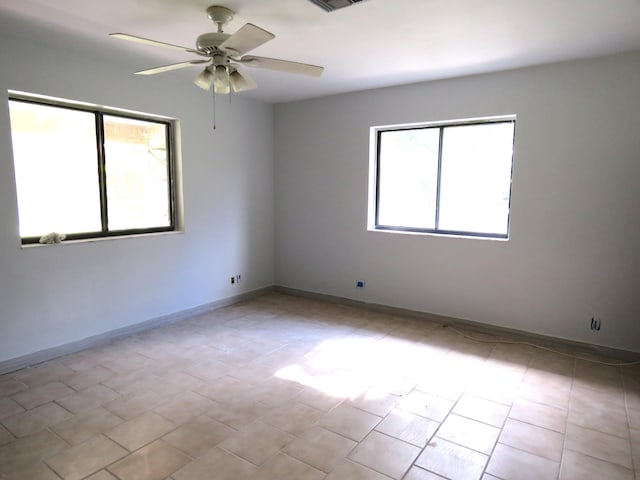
[1,0,640,103]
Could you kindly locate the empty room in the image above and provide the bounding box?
[0,0,639,479]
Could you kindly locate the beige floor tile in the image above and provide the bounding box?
[486,443,559,480]
[251,378,305,407]
[56,384,120,414]
[397,390,454,422]
[488,343,535,365]
[103,389,165,420]
[227,362,277,384]
[63,365,116,391]
[0,423,13,446]
[415,369,469,401]
[348,430,420,479]
[46,434,127,480]
[508,397,567,433]
[465,370,521,406]
[568,400,629,438]
[0,397,24,420]
[415,437,488,480]
[148,372,205,398]
[2,461,61,480]
[560,449,633,480]
[325,459,393,480]
[105,411,176,451]
[101,368,159,396]
[1,401,73,437]
[51,407,123,445]
[283,425,357,472]
[11,381,74,410]
[14,362,75,387]
[219,420,293,465]
[183,361,230,384]
[404,466,449,479]
[0,429,68,475]
[452,394,510,428]
[163,414,235,457]
[522,369,573,391]
[571,383,626,409]
[628,391,640,412]
[85,470,118,480]
[102,352,154,374]
[436,414,500,455]
[574,361,623,391]
[527,353,575,377]
[499,418,564,461]
[60,350,112,373]
[295,387,345,412]
[631,428,640,454]
[261,400,324,435]
[250,452,325,480]
[0,379,28,397]
[348,390,399,417]
[565,423,633,469]
[517,379,571,409]
[628,408,640,431]
[107,439,190,480]
[194,375,253,404]
[172,446,257,480]
[153,391,215,425]
[375,408,439,447]
[206,397,273,429]
[317,403,382,442]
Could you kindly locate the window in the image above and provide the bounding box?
[8,93,176,244]
[371,117,515,238]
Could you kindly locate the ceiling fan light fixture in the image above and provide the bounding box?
[213,64,230,94]
[229,68,257,92]
[194,67,214,90]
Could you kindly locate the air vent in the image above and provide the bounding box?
[307,0,368,12]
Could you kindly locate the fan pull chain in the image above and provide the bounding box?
[212,87,216,130]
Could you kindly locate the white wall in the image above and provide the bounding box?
[0,20,275,363]
[274,52,640,353]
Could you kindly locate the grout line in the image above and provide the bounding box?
[556,356,577,480]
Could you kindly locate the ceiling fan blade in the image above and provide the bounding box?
[239,55,324,77]
[219,23,275,56]
[136,60,209,75]
[229,66,257,92]
[110,33,199,54]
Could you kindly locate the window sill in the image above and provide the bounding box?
[367,227,509,241]
[20,230,184,249]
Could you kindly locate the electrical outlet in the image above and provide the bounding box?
[356,280,365,288]
[590,317,601,331]
[230,276,235,285]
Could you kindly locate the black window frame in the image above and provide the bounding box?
[8,93,177,245]
[373,117,516,239]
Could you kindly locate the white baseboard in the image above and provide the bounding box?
[274,286,640,363]
[0,286,273,375]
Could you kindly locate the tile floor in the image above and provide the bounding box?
[0,293,638,480]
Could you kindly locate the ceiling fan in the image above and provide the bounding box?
[110,5,324,94]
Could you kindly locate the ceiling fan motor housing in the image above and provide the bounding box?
[196,32,231,53]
